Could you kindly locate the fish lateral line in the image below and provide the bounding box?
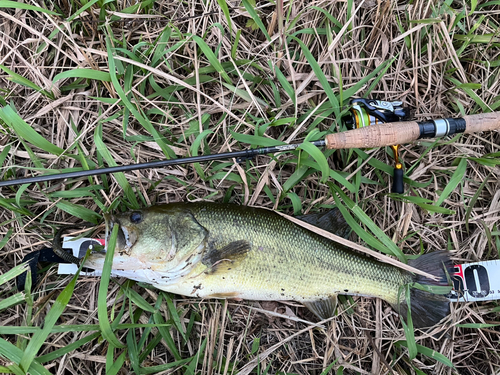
[271,209,440,281]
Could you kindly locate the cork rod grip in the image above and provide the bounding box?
[325,121,421,149]
[463,112,500,134]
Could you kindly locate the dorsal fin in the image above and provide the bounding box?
[202,240,250,273]
[296,208,350,239]
[303,295,338,320]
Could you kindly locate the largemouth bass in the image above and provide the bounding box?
[84,203,452,328]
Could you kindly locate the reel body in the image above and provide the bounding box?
[343,98,411,193]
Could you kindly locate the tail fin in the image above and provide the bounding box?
[399,251,453,328]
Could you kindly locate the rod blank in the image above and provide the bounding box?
[0,141,325,188]
[0,112,498,188]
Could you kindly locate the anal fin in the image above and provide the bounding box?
[303,294,338,320]
[202,240,250,273]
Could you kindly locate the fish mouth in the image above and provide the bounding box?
[84,213,135,270]
[103,213,137,252]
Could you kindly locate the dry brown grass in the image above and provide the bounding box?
[1,0,500,374]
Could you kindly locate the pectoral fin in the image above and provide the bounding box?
[202,240,250,273]
[303,295,338,320]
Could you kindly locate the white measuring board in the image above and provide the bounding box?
[446,260,500,302]
[58,238,500,302]
[57,237,106,277]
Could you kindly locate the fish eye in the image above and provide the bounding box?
[130,212,143,224]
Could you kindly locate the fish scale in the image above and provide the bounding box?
[84,202,452,328]
[186,203,410,304]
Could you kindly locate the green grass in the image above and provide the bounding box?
[0,0,499,374]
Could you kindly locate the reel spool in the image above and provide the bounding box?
[343,98,411,194]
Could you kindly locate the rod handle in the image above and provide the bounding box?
[325,121,421,149]
[463,112,500,134]
[325,111,500,149]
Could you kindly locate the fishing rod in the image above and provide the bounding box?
[0,99,499,191]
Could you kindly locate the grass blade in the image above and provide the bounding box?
[332,184,406,261]
[94,124,139,209]
[435,158,467,207]
[105,34,175,161]
[192,35,231,84]
[0,338,51,375]
[222,82,269,107]
[415,204,456,215]
[0,263,29,285]
[291,37,340,119]
[0,65,52,98]
[127,328,141,375]
[231,130,286,147]
[55,200,101,224]
[97,224,126,348]
[286,192,303,215]
[0,0,59,15]
[0,227,13,251]
[153,310,181,360]
[105,344,127,375]
[0,105,63,156]
[65,0,100,22]
[163,293,187,342]
[402,285,417,360]
[0,293,25,311]
[216,0,232,30]
[123,288,157,313]
[274,65,296,105]
[241,0,271,41]
[397,341,455,368]
[298,141,330,183]
[331,185,406,261]
[139,358,192,374]
[282,164,310,193]
[343,58,396,99]
[190,129,213,180]
[18,259,85,371]
[0,323,172,335]
[53,69,111,84]
[36,332,101,363]
[457,323,500,328]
